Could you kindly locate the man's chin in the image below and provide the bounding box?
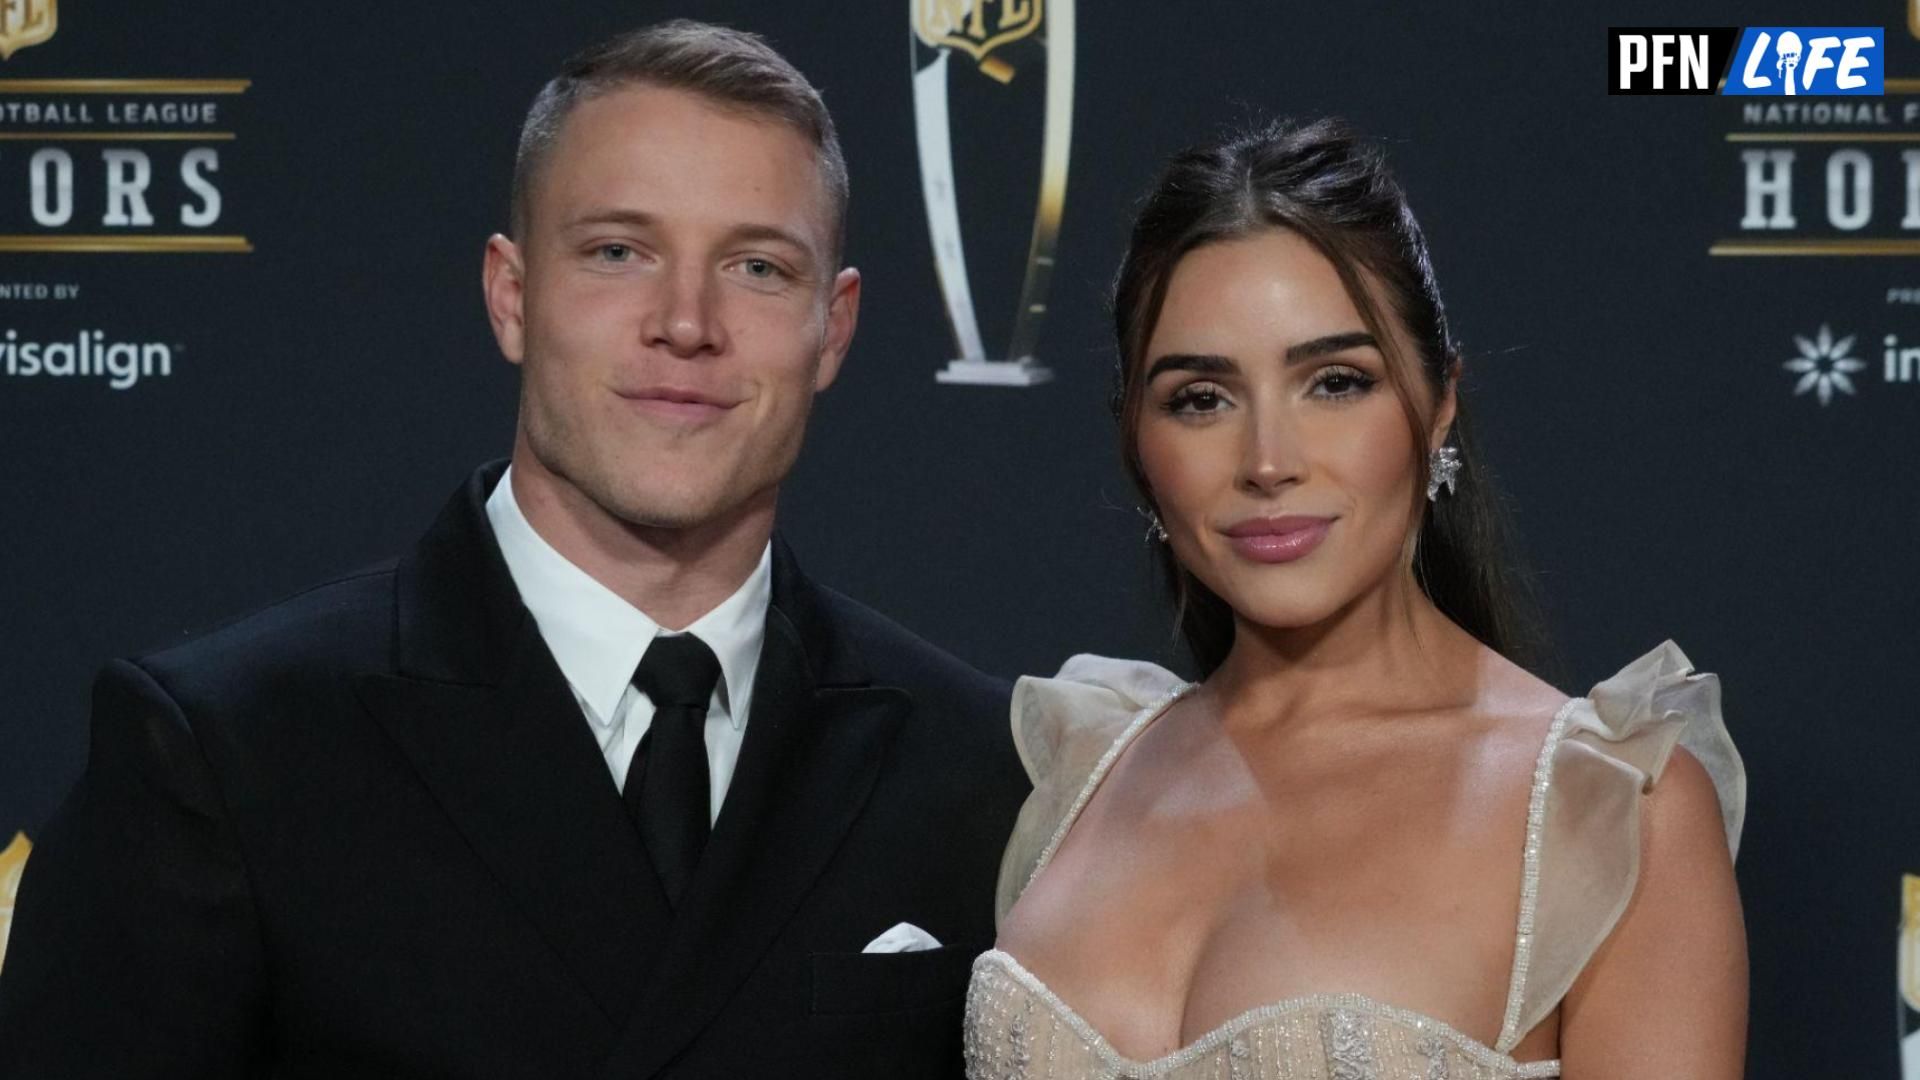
[602,497,726,533]
[530,431,782,537]
[598,482,759,534]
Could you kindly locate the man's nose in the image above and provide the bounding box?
[645,263,727,358]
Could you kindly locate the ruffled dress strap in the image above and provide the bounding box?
[995,655,1188,925]
[1497,640,1747,1050]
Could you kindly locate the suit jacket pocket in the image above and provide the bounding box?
[809,943,983,1016]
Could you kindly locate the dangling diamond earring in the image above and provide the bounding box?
[1426,445,1462,501]
[1140,508,1169,542]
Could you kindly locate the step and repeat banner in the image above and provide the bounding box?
[1,2,1915,1075]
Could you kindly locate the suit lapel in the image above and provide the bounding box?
[373,473,909,1072]
[352,464,670,1027]
[354,627,670,1028]
[598,550,911,1080]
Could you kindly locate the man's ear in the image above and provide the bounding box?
[483,234,527,365]
[813,266,862,392]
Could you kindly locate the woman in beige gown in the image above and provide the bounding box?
[964,120,1747,1079]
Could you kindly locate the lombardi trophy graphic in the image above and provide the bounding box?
[910,0,1075,386]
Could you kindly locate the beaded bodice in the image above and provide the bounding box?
[968,950,1561,1079]
[963,644,1745,1080]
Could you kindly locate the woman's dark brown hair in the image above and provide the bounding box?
[1112,117,1546,677]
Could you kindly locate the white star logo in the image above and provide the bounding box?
[1784,324,1866,406]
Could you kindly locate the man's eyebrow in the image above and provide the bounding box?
[721,223,814,256]
[563,209,659,231]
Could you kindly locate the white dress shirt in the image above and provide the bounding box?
[485,466,771,823]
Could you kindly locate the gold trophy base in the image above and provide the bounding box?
[935,358,1055,386]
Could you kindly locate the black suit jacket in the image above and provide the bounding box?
[0,464,1029,1078]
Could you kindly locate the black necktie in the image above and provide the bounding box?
[626,633,722,908]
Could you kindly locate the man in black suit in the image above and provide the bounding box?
[0,21,1026,1078]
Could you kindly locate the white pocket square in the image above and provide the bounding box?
[861,921,943,953]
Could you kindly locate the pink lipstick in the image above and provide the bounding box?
[1222,516,1332,564]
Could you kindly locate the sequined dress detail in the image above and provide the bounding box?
[963,643,1745,1080]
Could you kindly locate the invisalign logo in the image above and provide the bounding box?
[0,328,174,390]
[1784,324,1866,405]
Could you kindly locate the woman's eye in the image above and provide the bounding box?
[1312,367,1377,399]
[1166,385,1229,414]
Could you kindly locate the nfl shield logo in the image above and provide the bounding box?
[0,0,56,61]
[913,0,1043,63]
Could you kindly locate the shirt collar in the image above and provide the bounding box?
[485,466,770,731]
[680,539,769,731]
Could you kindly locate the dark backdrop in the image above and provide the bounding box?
[2,2,1915,1076]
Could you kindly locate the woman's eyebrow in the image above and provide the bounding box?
[1146,353,1237,380]
[1284,331,1376,365]
[1147,332,1377,380]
